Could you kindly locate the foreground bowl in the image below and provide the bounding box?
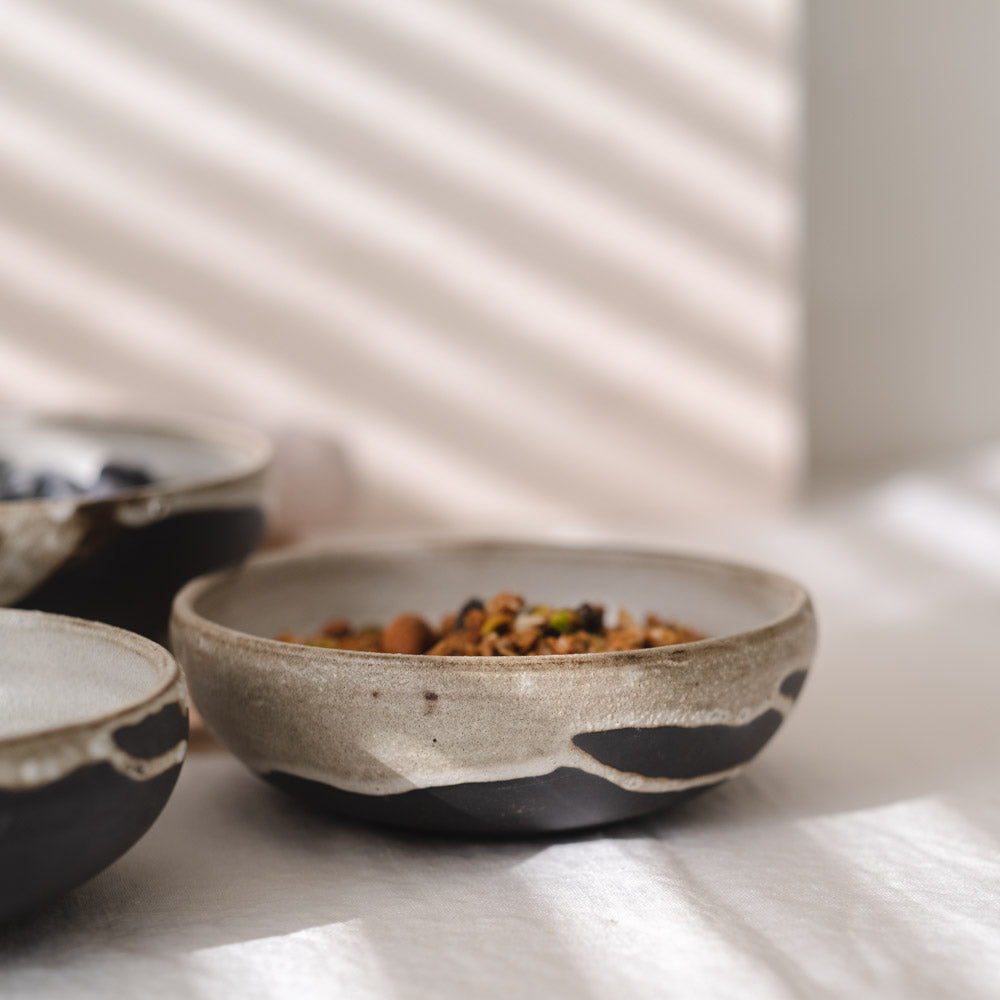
[171,540,817,835]
[0,412,272,639]
[0,609,188,920]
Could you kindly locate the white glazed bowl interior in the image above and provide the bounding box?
[0,412,270,499]
[0,611,180,743]
[190,541,803,645]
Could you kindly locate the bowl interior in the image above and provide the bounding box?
[0,414,266,495]
[191,542,804,644]
[0,610,176,741]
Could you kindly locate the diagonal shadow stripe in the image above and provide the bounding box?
[0,83,794,497]
[246,0,790,267]
[19,0,790,385]
[254,0,790,273]
[0,0,796,427]
[402,0,789,175]
[0,0,799,519]
[671,0,792,65]
[0,204,785,522]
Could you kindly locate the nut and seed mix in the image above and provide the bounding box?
[276,591,704,656]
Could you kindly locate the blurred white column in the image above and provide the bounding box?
[807,0,1000,485]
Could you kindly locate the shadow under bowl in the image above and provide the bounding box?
[0,412,272,640]
[170,539,817,836]
[0,609,188,921]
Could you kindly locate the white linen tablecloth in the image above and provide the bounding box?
[3,456,1000,999]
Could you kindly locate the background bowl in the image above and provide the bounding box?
[171,539,817,835]
[0,609,188,921]
[0,412,272,640]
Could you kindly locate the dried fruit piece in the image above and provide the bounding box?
[575,603,604,633]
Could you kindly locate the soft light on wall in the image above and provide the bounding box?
[0,0,799,532]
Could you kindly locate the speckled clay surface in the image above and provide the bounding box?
[171,540,817,834]
[0,413,272,638]
[0,609,188,920]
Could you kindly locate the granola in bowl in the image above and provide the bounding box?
[276,590,705,656]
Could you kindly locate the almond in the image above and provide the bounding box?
[382,614,434,654]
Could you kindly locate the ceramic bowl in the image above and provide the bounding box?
[171,539,817,835]
[0,412,272,639]
[0,609,188,920]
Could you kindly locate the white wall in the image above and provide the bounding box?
[806,0,1000,482]
[0,0,800,536]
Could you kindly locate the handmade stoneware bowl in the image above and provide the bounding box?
[0,609,188,921]
[0,412,272,640]
[171,540,817,835]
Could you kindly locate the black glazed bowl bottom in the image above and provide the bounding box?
[263,767,718,837]
[0,761,184,922]
[0,609,189,922]
[13,507,266,642]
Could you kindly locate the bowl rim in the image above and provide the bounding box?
[171,536,815,672]
[0,409,273,510]
[0,607,184,749]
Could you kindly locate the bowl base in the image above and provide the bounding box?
[263,767,720,837]
[0,762,182,922]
